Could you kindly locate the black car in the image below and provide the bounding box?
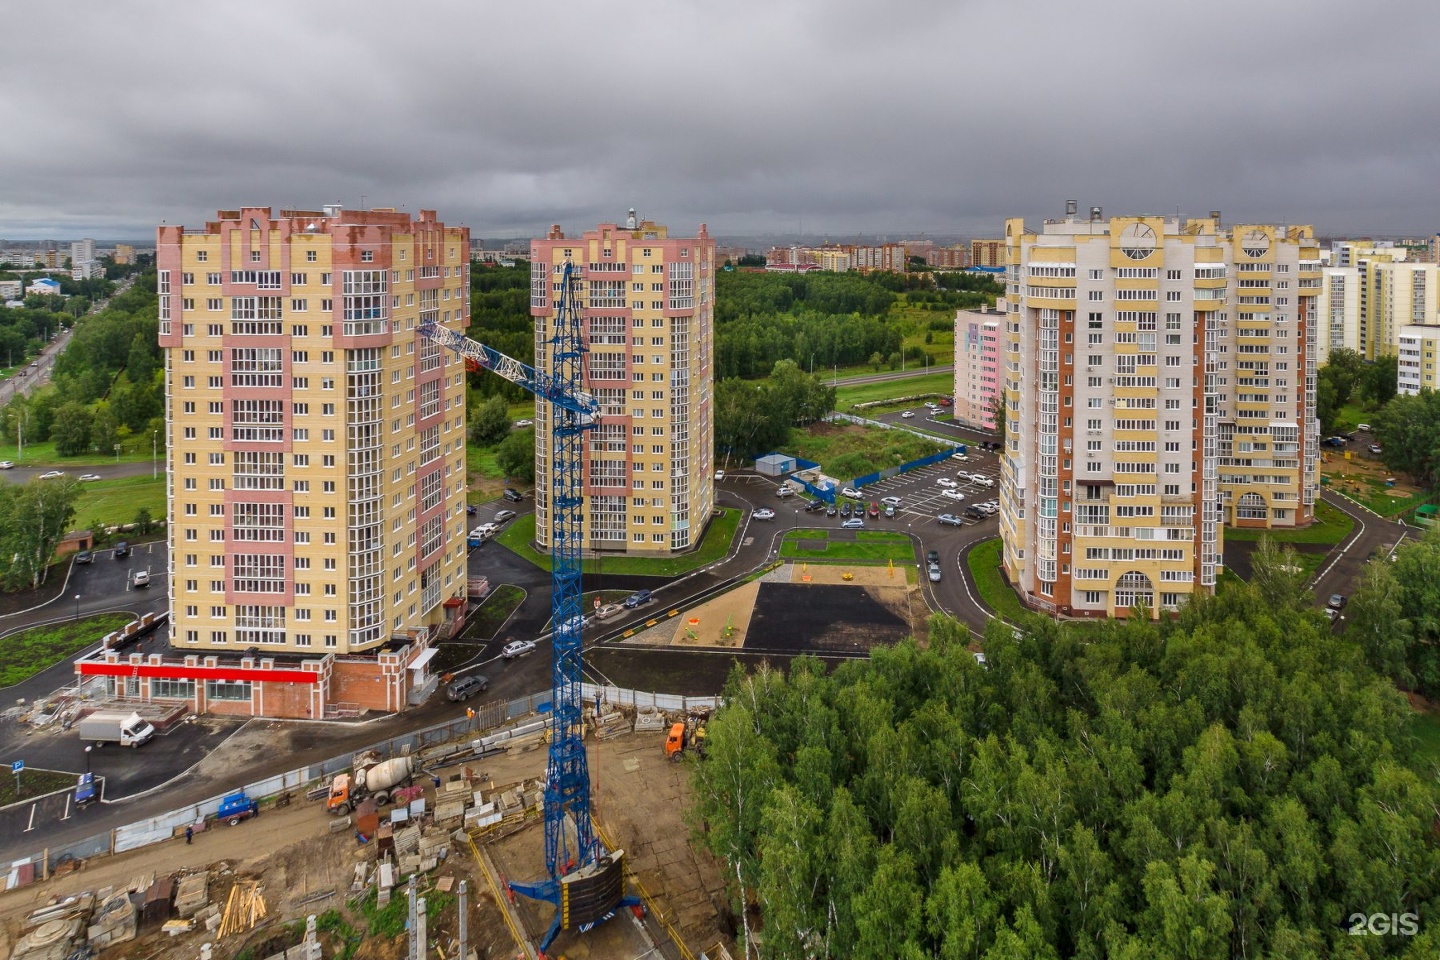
[966,504,986,518]
[805,499,827,513]
[446,674,489,701]
[840,502,852,518]
[926,550,939,565]
[1327,594,1347,610]
[825,504,837,517]
[502,488,524,502]
[74,550,93,565]
[113,541,130,559]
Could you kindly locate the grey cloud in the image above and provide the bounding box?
[3,1,1440,240]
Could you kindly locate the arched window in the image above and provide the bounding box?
[1115,571,1154,610]
[1237,492,1267,520]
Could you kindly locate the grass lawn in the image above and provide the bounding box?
[966,538,1028,622]
[1327,479,1433,519]
[73,475,167,527]
[834,371,955,410]
[465,445,509,502]
[0,437,158,469]
[0,613,131,687]
[496,508,741,578]
[1224,499,1355,544]
[0,768,77,806]
[779,529,914,563]
[462,584,526,640]
[785,421,949,480]
[1406,708,1440,775]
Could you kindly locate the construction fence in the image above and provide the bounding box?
[8,683,713,881]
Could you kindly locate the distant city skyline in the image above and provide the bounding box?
[5,2,1440,240]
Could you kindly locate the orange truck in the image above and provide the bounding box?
[665,722,686,761]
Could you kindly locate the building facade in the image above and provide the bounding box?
[530,216,715,556]
[970,238,1006,268]
[1398,324,1440,395]
[953,306,1001,429]
[998,212,1319,619]
[82,206,472,718]
[1318,267,1360,362]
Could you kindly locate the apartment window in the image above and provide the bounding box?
[306,250,317,263]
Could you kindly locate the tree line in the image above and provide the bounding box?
[691,544,1440,959]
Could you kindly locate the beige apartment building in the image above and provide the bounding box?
[116,206,472,717]
[529,214,715,556]
[998,209,1319,618]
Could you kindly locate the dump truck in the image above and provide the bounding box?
[77,710,156,747]
[665,714,710,762]
[326,753,419,816]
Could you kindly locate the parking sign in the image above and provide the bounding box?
[10,760,21,773]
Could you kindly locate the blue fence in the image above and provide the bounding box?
[850,444,965,491]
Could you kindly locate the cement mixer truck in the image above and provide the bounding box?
[326,752,421,816]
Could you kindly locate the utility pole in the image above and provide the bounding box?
[406,877,417,960]
[457,880,468,960]
[152,430,158,479]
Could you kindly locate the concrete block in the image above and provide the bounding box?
[205,914,222,932]
[329,815,352,833]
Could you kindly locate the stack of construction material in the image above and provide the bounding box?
[218,880,267,938]
[633,706,666,732]
[175,871,210,918]
[593,708,632,739]
[15,896,95,960]
[86,890,138,949]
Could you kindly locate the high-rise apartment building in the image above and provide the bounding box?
[153,206,471,673]
[953,303,1002,430]
[71,238,95,265]
[529,214,715,556]
[1398,324,1440,395]
[1318,267,1360,362]
[997,211,1319,619]
[1361,260,1437,360]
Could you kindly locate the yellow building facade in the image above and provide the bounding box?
[156,206,471,659]
[998,212,1318,619]
[530,216,715,556]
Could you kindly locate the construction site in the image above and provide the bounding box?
[0,704,733,960]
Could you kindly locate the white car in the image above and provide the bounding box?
[513,419,534,428]
[971,476,995,488]
[841,486,861,499]
[840,518,865,529]
[39,470,65,479]
[501,639,536,659]
[924,401,939,409]
[936,477,958,488]
[714,470,725,481]
[131,570,151,588]
[955,470,974,482]
[0,461,13,470]
[952,453,969,462]
[942,489,966,501]
[880,496,903,507]
[900,410,915,419]
[79,474,102,482]
[752,508,776,521]
[973,652,989,669]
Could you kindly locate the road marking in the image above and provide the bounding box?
[25,803,36,832]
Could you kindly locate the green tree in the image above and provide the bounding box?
[50,402,92,456]
[1374,389,1440,488]
[134,507,155,536]
[468,394,512,447]
[494,427,535,484]
[90,405,118,455]
[1360,353,1399,407]
[869,351,884,371]
[0,477,81,589]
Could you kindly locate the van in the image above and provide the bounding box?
[502,488,524,502]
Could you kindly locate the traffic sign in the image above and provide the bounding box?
[10,760,21,774]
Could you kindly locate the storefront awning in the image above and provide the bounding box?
[407,648,438,673]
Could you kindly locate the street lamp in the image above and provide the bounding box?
[84,746,92,774]
[113,443,121,463]
[151,430,158,479]
[74,594,81,622]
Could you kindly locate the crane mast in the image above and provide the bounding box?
[419,260,634,955]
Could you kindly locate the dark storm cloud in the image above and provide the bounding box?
[4,1,1440,241]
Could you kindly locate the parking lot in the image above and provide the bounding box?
[751,442,1005,532]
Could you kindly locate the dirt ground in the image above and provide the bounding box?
[0,725,733,960]
[669,582,758,648]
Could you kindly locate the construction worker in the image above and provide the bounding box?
[185,825,193,845]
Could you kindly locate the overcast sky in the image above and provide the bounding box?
[5,1,1440,243]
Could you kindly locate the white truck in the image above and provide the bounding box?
[326,753,419,816]
[77,710,156,747]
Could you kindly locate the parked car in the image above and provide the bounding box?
[805,498,827,513]
[623,589,653,609]
[113,542,130,559]
[936,477,957,488]
[74,550,93,564]
[1357,423,1371,432]
[79,474,101,482]
[1368,444,1383,455]
[924,401,939,409]
[966,504,987,519]
[952,453,970,462]
[972,651,988,669]
[595,603,624,620]
[131,570,150,588]
[714,470,725,481]
[927,550,940,564]
[753,508,776,521]
[927,563,943,582]
[840,502,853,518]
[39,470,65,479]
[1324,436,1347,448]
[955,470,974,482]
[446,674,489,701]
[939,397,953,407]
[883,503,895,518]
[937,513,964,527]
[775,485,794,498]
[942,489,966,501]
[841,486,861,499]
[0,461,13,469]
[502,488,524,502]
[494,509,517,523]
[513,418,533,428]
[1327,594,1347,610]
[880,496,902,507]
[825,504,838,517]
[867,502,880,518]
[502,639,537,659]
[841,518,865,529]
[900,410,915,418]
[1323,607,1340,622]
[971,476,996,488]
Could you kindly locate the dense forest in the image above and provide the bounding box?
[466,263,534,406]
[692,539,1440,959]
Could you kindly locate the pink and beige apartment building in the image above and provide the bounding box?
[530,216,716,556]
[75,206,472,718]
[953,305,1001,430]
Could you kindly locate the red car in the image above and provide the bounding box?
[938,397,953,406]
[867,502,880,518]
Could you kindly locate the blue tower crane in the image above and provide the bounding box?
[419,260,637,955]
